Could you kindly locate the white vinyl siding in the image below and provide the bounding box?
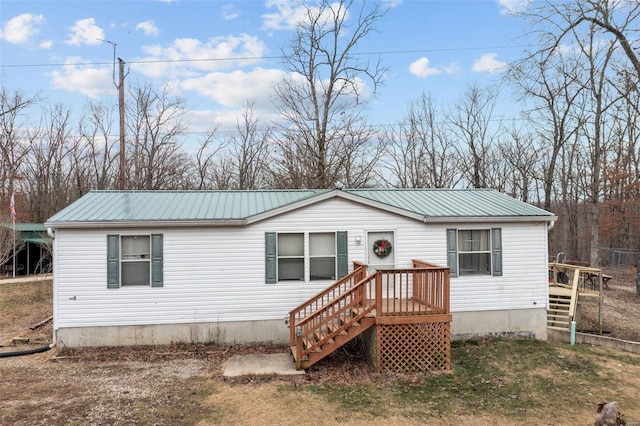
[53,197,549,330]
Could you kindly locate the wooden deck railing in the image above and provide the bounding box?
[294,273,377,361]
[374,261,450,316]
[548,262,604,329]
[289,259,451,366]
[548,262,604,296]
[289,261,368,347]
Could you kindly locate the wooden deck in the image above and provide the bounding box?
[289,260,452,372]
[548,263,605,331]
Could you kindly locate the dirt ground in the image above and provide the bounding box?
[1,269,639,425]
[578,267,640,341]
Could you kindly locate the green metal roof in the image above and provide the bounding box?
[47,190,325,224]
[45,188,554,227]
[0,223,47,232]
[0,223,51,245]
[345,188,552,218]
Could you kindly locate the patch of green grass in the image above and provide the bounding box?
[396,339,607,418]
[292,339,622,421]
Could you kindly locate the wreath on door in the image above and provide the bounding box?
[373,239,392,258]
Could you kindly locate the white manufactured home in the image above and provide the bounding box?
[45,188,556,352]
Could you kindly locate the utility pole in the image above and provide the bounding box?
[98,38,127,190]
[118,57,126,190]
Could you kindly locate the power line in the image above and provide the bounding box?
[0,44,533,69]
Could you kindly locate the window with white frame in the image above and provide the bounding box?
[309,232,336,280]
[446,228,502,277]
[267,232,344,283]
[277,233,305,281]
[121,235,151,285]
[107,234,163,288]
[457,230,491,275]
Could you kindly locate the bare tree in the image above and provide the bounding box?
[0,224,25,274]
[508,50,586,212]
[271,0,386,188]
[531,1,640,82]
[0,87,38,212]
[499,126,543,203]
[23,103,76,222]
[193,122,224,190]
[127,82,191,190]
[78,101,119,190]
[381,92,458,188]
[228,102,271,189]
[447,83,501,189]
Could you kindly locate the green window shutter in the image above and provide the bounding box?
[265,232,277,284]
[151,234,164,287]
[446,228,458,278]
[492,228,503,276]
[107,234,120,288]
[337,231,348,279]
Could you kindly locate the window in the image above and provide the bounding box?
[458,230,490,275]
[107,234,163,288]
[278,233,304,281]
[121,236,151,286]
[265,231,347,283]
[309,232,336,280]
[446,228,502,277]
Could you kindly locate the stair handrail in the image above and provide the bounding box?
[289,261,367,346]
[294,272,377,361]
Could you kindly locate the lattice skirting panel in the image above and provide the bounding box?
[375,321,451,373]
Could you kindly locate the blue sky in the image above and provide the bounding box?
[0,0,531,132]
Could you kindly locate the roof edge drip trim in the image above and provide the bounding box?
[422,215,558,224]
[44,219,248,229]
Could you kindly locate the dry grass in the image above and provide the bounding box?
[1,274,640,425]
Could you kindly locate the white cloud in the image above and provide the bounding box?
[66,18,104,46]
[443,62,461,75]
[409,57,441,78]
[135,34,266,78]
[496,0,531,15]
[39,40,53,49]
[262,0,309,30]
[136,20,159,36]
[409,57,460,78]
[262,0,344,31]
[48,57,114,98]
[222,4,240,21]
[384,0,403,8]
[471,53,508,74]
[0,13,45,44]
[180,67,287,110]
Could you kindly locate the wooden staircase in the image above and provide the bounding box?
[288,262,376,369]
[547,263,604,331]
[547,291,572,330]
[289,260,452,371]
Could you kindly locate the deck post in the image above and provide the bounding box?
[375,271,382,314]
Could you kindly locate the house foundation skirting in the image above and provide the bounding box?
[55,319,290,348]
[361,316,452,373]
[450,308,548,341]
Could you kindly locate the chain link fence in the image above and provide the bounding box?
[598,247,639,274]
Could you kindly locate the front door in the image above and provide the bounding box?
[367,231,395,300]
